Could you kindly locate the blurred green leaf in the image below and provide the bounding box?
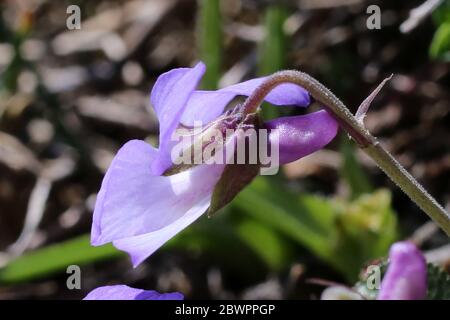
[340,137,373,199]
[432,0,450,24]
[430,22,450,60]
[198,0,222,89]
[233,177,334,260]
[235,218,294,271]
[430,1,450,60]
[233,177,397,282]
[0,235,123,284]
[0,214,275,284]
[259,4,287,75]
[259,4,288,119]
[332,189,398,280]
[166,215,269,277]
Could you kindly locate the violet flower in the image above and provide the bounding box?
[378,241,427,300]
[83,285,183,300]
[91,62,338,266]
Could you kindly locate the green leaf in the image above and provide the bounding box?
[430,22,450,60]
[259,5,287,76]
[432,0,450,24]
[235,218,294,271]
[0,235,123,284]
[166,213,274,279]
[258,4,288,119]
[331,190,398,280]
[339,137,373,199]
[233,177,334,261]
[233,177,397,282]
[198,0,222,89]
[0,216,270,284]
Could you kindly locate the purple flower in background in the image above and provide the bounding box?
[83,285,183,300]
[91,61,338,266]
[378,241,427,300]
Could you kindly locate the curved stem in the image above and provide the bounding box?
[242,70,450,236]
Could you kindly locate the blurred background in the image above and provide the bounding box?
[0,0,449,299]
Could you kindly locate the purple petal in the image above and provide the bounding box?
[109,140,237,266]
[180,77,311,126]
[83,285,183,300]
[378,241,427,300]
[150,62,206,175]
[91,140,225,251]
[265,110,338,165]
[113,197,211,267]
[150,62,310,172]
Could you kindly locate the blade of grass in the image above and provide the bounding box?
[259,5,287,76]
[234,217,294,271]
[233,177,333,261]
[259,4,288,119]
[0,216,268,284]
[197,0,222,89]
[340,135,373,199]
[0,235,123,284]
[232,177,397,282]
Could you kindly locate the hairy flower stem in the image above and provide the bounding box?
[242,70,450,236]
